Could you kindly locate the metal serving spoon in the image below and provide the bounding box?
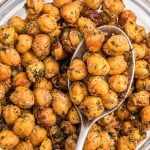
[68,25,135,150]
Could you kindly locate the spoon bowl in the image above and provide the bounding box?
[68,25,135,150]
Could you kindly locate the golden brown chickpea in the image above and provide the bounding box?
[26,61,44,82]
[130,91,149,107]
[3,105,21,125]
[10,86,34,109]
[34,77,52,91]
[0,130,19,149]
[69,82,88,105]
[65,134,77,150]
[0,26,17,45]
[37,14,57,33]
[0,47,21,66]
[0,84,5,100]
[26,10,41,20]
[13,113,35,137]
[37,107,56,127]
[8,16,26,33]
[34,88,52,107]
[28,126,47,147]
[68,107,80,124]
[52,89,72,116]
[44,57,59,79]
[135,60,149,79]
[0,63,11,81]
[53,0,72,8]
[108,75,128,93]
[147,33,150,48]
[98,114,114,125]
[128,128,141,142]
[88,76,109,96]
[32,34,51,60]
[141,43,150,59]
[122,121,132,135]
[80,96,104,119]
[42,3,60,20]
[107,55,127,75]
[101,89,118,109]
[127,100,138,113]
[87,53,110,75]
[84,0,102,10]
[103,35,130,56]
[0,78,11,93]
[102,0,125,18]
[16,34,33,54]
[40,138,52,150]
[67,59,87,81]
[61,29,81,53]
[141,105,150,122]
[136,77,150,91]
[21,52,39,68]
[15,141,33,150]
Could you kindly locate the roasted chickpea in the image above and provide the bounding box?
[68,107,80,124]
[16,34,32,53]
[0,63,11,81]
[37,107,56,127]
[13,113,35,137]
[122,121,132,135]
[88,76,109,96]
[135,60,149,79]
[108,75,128,93]
[87,53,110,75]
[32,34,51,60]
[37,14,57,33]
[136,77,150,91]
[80,96,104,119]
[34,88,52,107]
[0,78,11,93]
[65,134,77,150]
[0,26,17,45]
[8,16,26,33]
[26,61,44,82]
[40,138,52,150]
[15,141,33,150]
[28,125,47,147]
[53,0,72,8]
[44,57,59,79]
[84,0,102,10]
[128,128,141,142]
[0,84,5,100]
[3,105,21,125]
[10,86,34,109]
[69,82,88,105]
[98,114,114,125]
[61,29,81,53]
[141,43,150,60]
[127,99,138,113]
[67,59,87,81]
[101,89,118,109]
[0,47,21,66]
[103,35,130,56]
[107,55,127,75]
[52,89,72,116]
[141,105,150,122]
[0,130,19,149]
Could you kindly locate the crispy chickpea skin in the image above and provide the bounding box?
[69,82,88,105]
[61,29,81,53]
[37,107,56,127]
[44,57,59,79]
[0,26,17,45]
[103,35,130,56]
[52,89,72,116]
[87,53,110,76]
[88,76,109,96]
[65,134,77,150]
[37,14,57,33]
[0,47,21,66]
[108,75,128,93]
[136,77,150,91]
[13,113,35,137]
[0,130,19,149]
[42,3,60,20]
[0,63,11,81]
[84,0,102,10]
[34,88,52,107]
[135,60,149,79]
[15,141,33,150]
[26,61,45,82]
[130,91,149,107]
[3,105,21,125]
[40,138,52,150]
[32,34,51,60]
[8,16,26,33]
[16,34,33,53]
[53,0,72,8]
[10,86,34,109]
[141,106,150,122]
[80,96,104,119]
[107,55,127,75]
[68,107,80,124]
[67,59,87,81]
[28,125,47,147]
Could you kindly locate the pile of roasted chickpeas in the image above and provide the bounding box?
[0,0,149,150]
